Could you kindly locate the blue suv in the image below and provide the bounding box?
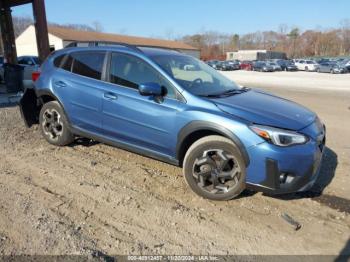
[20,45,326,200]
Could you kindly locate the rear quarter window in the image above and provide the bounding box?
[61,55,73,71]
[54,55,65,68]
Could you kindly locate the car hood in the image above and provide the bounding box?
[212,89,316,130]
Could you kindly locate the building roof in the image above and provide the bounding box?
[47,26,198,51]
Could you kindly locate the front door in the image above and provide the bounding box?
[101,52,185,157]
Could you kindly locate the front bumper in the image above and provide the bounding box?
[246,124,326,195]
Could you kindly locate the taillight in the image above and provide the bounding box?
[32,71,41,82]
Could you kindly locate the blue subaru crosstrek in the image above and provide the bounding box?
[20,45,326,200]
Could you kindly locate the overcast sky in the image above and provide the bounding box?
[12,0,350,38]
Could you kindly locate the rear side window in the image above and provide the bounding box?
[71,52,106,80]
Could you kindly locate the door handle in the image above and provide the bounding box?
[104,92,118,100]
[54,81,67,88]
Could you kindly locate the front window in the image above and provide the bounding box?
[109,53,177,99]
[152,55,240,96]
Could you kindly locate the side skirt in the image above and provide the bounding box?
[70,126,180,167]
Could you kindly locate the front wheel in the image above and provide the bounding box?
[39,101,75,146]
[183,136,246,201]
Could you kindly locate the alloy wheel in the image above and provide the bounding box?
[42,109,63,141]
[192,149,241,195]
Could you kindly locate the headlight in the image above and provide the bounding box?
[250,125,309,147]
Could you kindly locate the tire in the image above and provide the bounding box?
[331,69,334,74]
[317,69,320,73]
[183,136,246,201]
[305,66,309,72]
[39,101,74,146]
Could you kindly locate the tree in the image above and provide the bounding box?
[287,28,300,58]
[91,21,104,32]
[230,34,240,50]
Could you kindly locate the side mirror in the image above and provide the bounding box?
[139,82,163,97]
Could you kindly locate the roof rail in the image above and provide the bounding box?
[65,41,144,53]
[64,41,181,53]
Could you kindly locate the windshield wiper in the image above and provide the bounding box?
[202,87,251,98]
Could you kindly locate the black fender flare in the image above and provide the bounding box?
[176,121,250,167]
[35,89,73,125]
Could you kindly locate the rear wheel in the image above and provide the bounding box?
[39,101,74,146]
[183,136,246,201]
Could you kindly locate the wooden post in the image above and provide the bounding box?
[32,0,50,63]
[0,2,18,64]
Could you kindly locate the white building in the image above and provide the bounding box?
[16,25,200,58]
[226,50,287,61]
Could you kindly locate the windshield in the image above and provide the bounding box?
[152,55,240,96]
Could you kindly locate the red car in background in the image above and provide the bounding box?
[240,61,253,71]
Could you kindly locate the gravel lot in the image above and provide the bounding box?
[0,71,349,257]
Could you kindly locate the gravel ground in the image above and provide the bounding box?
[0,71,349,257]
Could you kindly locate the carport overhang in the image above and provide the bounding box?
[0,0,50,64]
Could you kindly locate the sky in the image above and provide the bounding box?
[12,0,350,38]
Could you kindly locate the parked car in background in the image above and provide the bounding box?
[218,61,236,71]
[240,61,253,71]
[252,61,274,72]
[318,62,348,74]
[295,60,319,71]
[19,45,326,200]
[316,58,330,64]
[226,60,240,70]
[18,56,40,66]
[206,60,221,70]
[18,56,41,89]
[267,61,282,71]
[275,60,298,71]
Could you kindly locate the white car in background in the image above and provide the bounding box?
[295,60,319,71]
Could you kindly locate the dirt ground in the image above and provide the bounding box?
[0,73,349,257]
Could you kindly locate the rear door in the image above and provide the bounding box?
[52,51,107,134]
